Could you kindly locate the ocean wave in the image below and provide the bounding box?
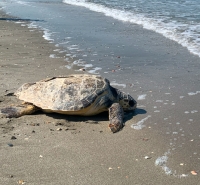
[63,0,200,58]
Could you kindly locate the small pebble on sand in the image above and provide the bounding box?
[7,143,13,147]
[191,171,197,175]
[11,136,17,140]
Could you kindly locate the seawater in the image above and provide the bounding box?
[1,0,200,58]
[63,0,200,57]
[74,0,200,59]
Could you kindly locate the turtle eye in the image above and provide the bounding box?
[129,100,135,107]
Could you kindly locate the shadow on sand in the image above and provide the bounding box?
[41,108,147,124]
[124,108,147,123]
[0,18,44,22]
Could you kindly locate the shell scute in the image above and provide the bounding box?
[15,74,110,112]
[97,80,105,89]
[81,99,91,108]
[87,93,98,101]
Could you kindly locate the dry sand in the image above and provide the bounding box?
[0,12,200,185]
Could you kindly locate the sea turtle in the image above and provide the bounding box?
[0,74,137,133]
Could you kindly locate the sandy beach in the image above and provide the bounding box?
[0,9,200,185]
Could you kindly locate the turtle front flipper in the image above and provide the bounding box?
[108,103,124,133]
[0,103,39,118]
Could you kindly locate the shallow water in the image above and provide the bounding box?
[64,0,200,58]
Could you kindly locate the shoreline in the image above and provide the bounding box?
[0,9,200,185]
[0,10,76,82]
[62,0,200,59]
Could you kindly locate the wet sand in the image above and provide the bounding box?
[0,10,200,185]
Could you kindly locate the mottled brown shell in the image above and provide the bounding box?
[14,74,110,112]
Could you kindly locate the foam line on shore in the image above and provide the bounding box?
[63,0,200,58]
[131,115,151,130]
[155,150,189,178]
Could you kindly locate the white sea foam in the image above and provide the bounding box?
[16,0,31,6]
[28,22,38,29]
[188,91,200,96]
[73,59,85,66]
[131,115,151,130]
[59,41,70,45]
[68,46,79,50]
[137,94,147,100]
[155,151,173,175]
[110,82,126,88]
[84,64,93,68]
[54,49,60,52]
[65,64,72,69]
[15,21,25,24]
[88,67,102,74]
[191,110,198,113]
[74,60,96,70]
[43,29,54,42]
[49,54,60,58]
[156,100,163,103]
[63,0,200,58]
[155,150,189,178]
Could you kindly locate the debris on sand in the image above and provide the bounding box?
[191,170,197,175]
[11,136,17,140]
[144,156,151,159]
[18,180,26,184]
[7,143,13,147]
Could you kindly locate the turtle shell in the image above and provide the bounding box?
[14,74,110,113]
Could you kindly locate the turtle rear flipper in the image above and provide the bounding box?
[0,103,38,118]
[108,103,124,133]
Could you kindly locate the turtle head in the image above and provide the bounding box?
[114,88,137,111]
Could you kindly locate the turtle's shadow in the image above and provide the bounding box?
[124,108,147,123]
[46,111,109,123]
[43,108,146,123]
